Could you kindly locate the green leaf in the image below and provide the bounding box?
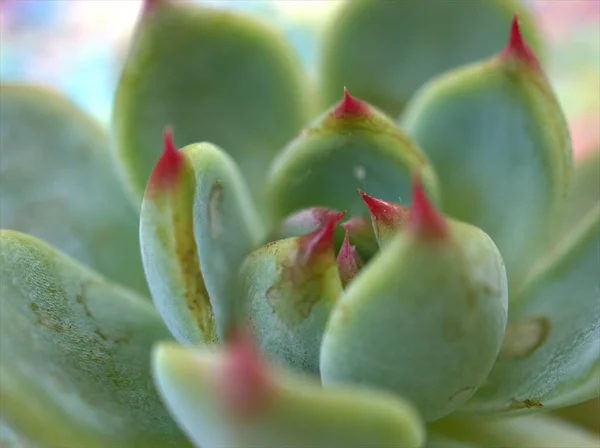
[429,414,600,447]
[554,397,600,434]
[0,84,148,296]
[401,23,571,283]
[265,90,439,224]
[318,0,542,117]
[152,341,425,448]
[140,135,263,342]
[552,148,600,244]
[320,188,508,422]
[460,206,600,415]
[0,230,190,448]
[113,0,309,208]
[240,218,343,374]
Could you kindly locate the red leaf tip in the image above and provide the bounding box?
[407,177,447,240]
[337,230,363,287]
[219,328,272,419]
[500,14,540,69]
[147,126,184,192]
[298,211,345,264]
[332,87,371,119]
[359,189,407,225]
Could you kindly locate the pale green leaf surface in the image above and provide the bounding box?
[318,0,542,116]
[0,230,190,448]
[113,1,309,208]
[0,84,148,295]
[461,206,600,415]
[153,342,425,448]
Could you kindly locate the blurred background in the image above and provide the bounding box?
[0,0,598,158]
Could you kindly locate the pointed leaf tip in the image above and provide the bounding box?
[359,189,407,224]
[218,329,273,419]
[407,177,447,240]
[501,14,540,69]
[297,212,345,264]
[147,127,184,191]
[337,230,363,287]
[332,87,371,118]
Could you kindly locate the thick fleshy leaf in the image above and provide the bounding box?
[554,398,600,434]
[265,89,439,223]
[461,206,600,414]
[240,217,343,373]
[0,230,190,448]
[402,18,571,283]
[152,340,425,448]
[429,414,600,447]
[140,134,263,342]
[320,184,508,422]
[1,417,41,448]
[552,148,600,244]
[318,0,542,116]
[0,84,148,295]
[113,0,308,207]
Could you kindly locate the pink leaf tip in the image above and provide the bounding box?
[332,87,371,119]
[500,14,540,69]
[359,189,407,225]
[297,211,345,265]
[148,126,184,192]
[337,231,363,287]
[218,328,272,419]
[407,176,447,240]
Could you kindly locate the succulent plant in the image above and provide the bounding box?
[1,0,599,447]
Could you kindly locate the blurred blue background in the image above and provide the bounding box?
[1,0,598,158]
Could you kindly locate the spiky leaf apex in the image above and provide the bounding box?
[113,0,308,209]
[359,189,408,247]
[0,84,148,295]
[239,215,344,373]
[337,231,363,288]
[266,88,439,225]
[0,230,190,447]
[318,0,542,116]
[141,131,263,342]
[402,13,571,285]
[269,207,346,242]
[321,187,508,421]
[461,205,600,415]
[152,341,425,448]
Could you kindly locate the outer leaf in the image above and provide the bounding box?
[140,137,263,342]
[0,230,190,448]
[553,148,600,244]
[554,397,600,434]
[0,84,147,295]
[265,90,439,223]
[152,342,425,448]
[429,414,600,447]
[318,0,542,116]
[113,0,308,207]
[461,206,600,414]
[402,26,571,282]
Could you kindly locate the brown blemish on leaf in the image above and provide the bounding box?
[509,398,544,409]
[448,386,476,402]
[500,316,551,358]
[265,250,334,326]
[153,178,217,342]
[207,180,224,239]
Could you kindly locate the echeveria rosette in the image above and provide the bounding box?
[1,0,599,446]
